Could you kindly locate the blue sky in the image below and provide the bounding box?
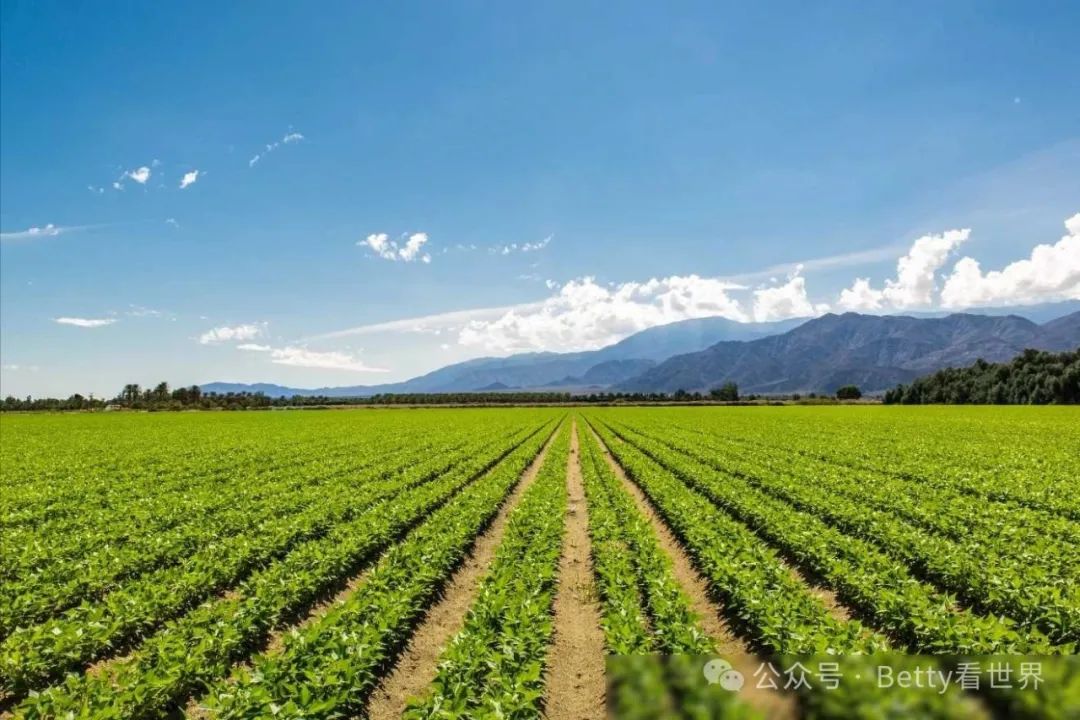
[2,1,1078,397]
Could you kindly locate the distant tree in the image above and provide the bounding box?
[121,383,141,405]
[884,348,1079,405]
[709,382,739,401]
[836,385,862,400]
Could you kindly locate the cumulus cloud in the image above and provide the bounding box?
[266,346,387,372]
[54,317,117,328]
[179,170,201,189]
[237,343,272,352]
[125,166,151,184]
[359,232,431,263]
[198,322,267,345]
[249,130,305,166]
[835,228,970,310]
[752,268,828,321]
[940,213,1080,308]
[836,278,884,312]
[458,275,749,354]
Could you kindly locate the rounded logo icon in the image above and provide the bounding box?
[702,658,744,691]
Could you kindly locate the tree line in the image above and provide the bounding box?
[883,348,1080,405]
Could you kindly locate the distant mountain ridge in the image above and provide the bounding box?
[617,311,1080,394]
[203,307,1080,397]
[202,315,804,397]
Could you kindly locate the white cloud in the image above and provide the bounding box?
[940,213,1080,308]
[458,275,749,354]
[491,235,553,255]
[266,346,388,372]
[179,170,201,189]
[836,278,884,312]
[308,303,530,341]
[359,232,431,263]
[751,267,828,321]
[126,305,164,318]
[198,322,267,345]
[125,166,151,184]
[250,130,305,166]
[2,363,40,372]
[237,343,272,352]
[88,185,105,195]
[834,228,970,310]
[55,317,117,328]
[165,218,179,227]
[0,224,63,241]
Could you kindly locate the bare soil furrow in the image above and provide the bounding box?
[364,428,560,720]
[544,421,606,720]
[588,424,747,655]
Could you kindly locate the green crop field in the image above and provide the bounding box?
[1,406,1078,719]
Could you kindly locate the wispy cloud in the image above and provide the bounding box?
[54,317,117,328]
[308,303,534,341]
[490,234,553,255]
[179,170,201,189]
[1,224,64,241]
[359,232,431,263]
[249,130,306,167]
[238,342,386,372]
[264,346,388,372]
[126,305,165,318]
[723,243,908,283]
[2,363,40,372]
[198,322,267,345]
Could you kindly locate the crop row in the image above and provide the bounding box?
[14,417,560,719]
[599,419,1058,654]
[654,407,1080,520]
[1,421,540,696]
[659,417,1080,558]
[405,422,571,718]
[1,433,459,633]
[1,415,479,584]
[190,418,564,719]
[576,423,714,656]
[617,418,1080,643]
[584,417,884,654]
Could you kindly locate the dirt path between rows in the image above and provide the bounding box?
[365,426,560,720]
[587,423,798,719]
[587,424,746,655]
[543,420,607,720]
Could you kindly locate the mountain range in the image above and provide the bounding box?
[203,305,1080,397]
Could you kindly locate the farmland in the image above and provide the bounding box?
[1,406,1078,718]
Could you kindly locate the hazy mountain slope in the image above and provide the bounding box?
[617,311,1080,394]
[203,315,802,396]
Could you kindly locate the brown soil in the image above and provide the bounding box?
[588,424,798,719]
[588,425,747,655]
[543,421,607,720]
[365,427,560,719]
[783,563,853,624]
